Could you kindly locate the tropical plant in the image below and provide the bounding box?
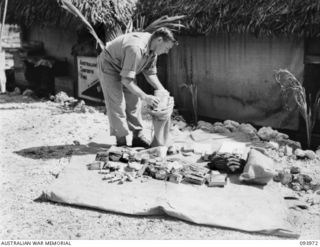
[181,83,198,124]
[274,69,320,148]
[57,0,104,49]
[180,49,198,124]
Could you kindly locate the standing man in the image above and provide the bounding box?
[97,27,177,147]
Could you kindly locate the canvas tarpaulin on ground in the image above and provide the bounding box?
[39,154,299,238]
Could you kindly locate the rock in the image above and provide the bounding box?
[291,182,302,191]
[10,87,21,95]
[175,120,187,130]
[238,123,258,139]
[88,107,96,113]
[281,172,292,185]
[212,125,231,134]
[257,126,289,142]
[303,184,311,191]
[167,145,179,155]
[275,133,289,141]
[73,140,80,146]
[223,120,240,128]
[303,174,312,183]
[55,91,70,103]
[291,174,305,185]
[273,172,282,182]
[197,120,214,132]
[310,182,320,191]
[284,145,293,156]
[22,89,34,96]
[305,150,316,160]
[74,100,86,113]
[294,148,305,158]
[213,122,224,127]
[290,166,300,174]
[268,141,279,150]
[224,123,238,132]
[281,139,301,150]
[257,127,277,141]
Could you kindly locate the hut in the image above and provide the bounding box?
[3,0,136,97]
[137,0,320,136]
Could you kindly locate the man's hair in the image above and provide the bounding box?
[151,27,178,45]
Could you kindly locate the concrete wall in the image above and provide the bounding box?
[167,33,304,130]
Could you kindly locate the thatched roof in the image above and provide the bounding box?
[2,0,136,29]
[2,0,320,37]
[135,0,320,37]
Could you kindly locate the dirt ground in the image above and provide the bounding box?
[0,93,319,240]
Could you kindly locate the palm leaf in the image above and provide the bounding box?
[57,0,104,49]
[274,69,311,147]
[144,15,185,33]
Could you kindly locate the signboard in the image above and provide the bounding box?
[1,24,21,70]
[77,56,104,103]
[0,24,21,49]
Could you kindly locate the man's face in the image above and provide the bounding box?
[154,37,174,55]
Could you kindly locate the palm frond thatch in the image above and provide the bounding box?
[135,0,320,37]
[3,0,135,29]
[58,0,103,49]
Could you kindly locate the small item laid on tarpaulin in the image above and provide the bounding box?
[184,173,205,185]
[208,153,245,174]
[202,153,212,161]
[87,161,104,170]
[193,143,213,155]
[144,164,157,177]
[95,152,109,162]
[98,169,110,175]
[134,146,168,160]
[167,145,179,155]
[137,158,149,177]
[102,174,115,181]
[217,141,250,160]
[207,171,228,187]
[155,170,167,180]
[128,161,142,171]
[108,176,123,183]
[101,161,122,172]
[239,149,275,185]
[109,152,122,161]
[182,143,194,153]
[168,172,183,184]
[120,152,130,163]
[290,166,301,174]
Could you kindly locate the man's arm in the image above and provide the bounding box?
[121,77,159,107]
[144,74,166,91]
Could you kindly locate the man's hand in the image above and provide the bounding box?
[143,95,160,108]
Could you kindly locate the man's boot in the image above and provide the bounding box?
[132,131,150,148]
[116,136,127,147]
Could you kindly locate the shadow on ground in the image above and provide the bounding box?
[15,142,111,160]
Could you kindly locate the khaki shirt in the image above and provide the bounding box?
[101,32,157,79]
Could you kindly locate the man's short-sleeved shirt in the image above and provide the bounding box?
[101,32,157,79]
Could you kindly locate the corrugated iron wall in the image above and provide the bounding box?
[167,34,304,130]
